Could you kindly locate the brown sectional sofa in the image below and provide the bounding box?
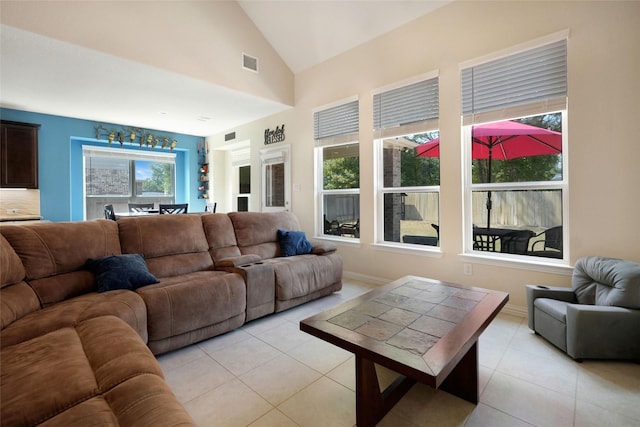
[0,211,342,426]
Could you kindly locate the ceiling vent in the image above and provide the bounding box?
[225,131,236,142]
[242,53,258,73]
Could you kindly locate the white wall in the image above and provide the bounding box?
[209,1,640,312]
[1,0,294,105]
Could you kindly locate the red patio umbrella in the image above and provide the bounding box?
[416,120,562,228]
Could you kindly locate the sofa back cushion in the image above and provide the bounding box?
[118,214,213,278]
[572,256,640,308]
[1,220,121,307]
[228,212,301,259]
[0,234,40,329]
[201,213,242,262]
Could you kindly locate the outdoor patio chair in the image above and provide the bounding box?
[526,256,640,361]
[128,203,155,213]
[340,218,360,238]
[103,204,116,221]
[431,223,439,245]
[500,230,535,255]
[159,203,188,214]
[530,225,563,258]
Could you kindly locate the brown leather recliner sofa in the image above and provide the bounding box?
[0,211,342,426]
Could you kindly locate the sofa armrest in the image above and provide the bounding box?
[217,254,262,268]
[526,284,576,330]
[566,304,640,360]
[309,239,337,255]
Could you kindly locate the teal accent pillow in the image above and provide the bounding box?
[86,254,159,293]
[278,229,313,257]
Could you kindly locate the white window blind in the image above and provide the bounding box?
[373,77,439,131]
[82,146,176,163]
[461,39,567,124]
[314,100,359,144]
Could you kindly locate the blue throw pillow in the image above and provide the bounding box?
[278,229,313,257]
[86,253,159,293]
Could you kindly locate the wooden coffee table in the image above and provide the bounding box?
[300,275,508,426]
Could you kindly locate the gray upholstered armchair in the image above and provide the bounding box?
[526,256,640,361]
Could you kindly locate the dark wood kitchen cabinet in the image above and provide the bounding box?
[1,120,40,188]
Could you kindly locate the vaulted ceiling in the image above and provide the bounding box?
[0,1,451,136]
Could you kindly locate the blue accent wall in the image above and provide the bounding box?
[1,108,204,221]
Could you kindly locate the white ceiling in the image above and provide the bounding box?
[237,1,451,74]
[0,1,450,137]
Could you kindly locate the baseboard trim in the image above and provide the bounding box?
[342,271,527,318]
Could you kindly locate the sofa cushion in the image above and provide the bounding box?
[0,234,25,289]
[573,256,640,308]
[534,298,569,323]
[136,270,246,354]
[86,253,159,292]
[0,290,148,348]
[201,213,243,262]
[229,211,301,259]
[118,215,214,278]
[0,316,183,426]
[0,234,40,330]
[266,252,343,302]
[278,229,313,257]
[1,220,121,306]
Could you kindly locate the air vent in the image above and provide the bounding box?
[242,53,258,73]
[225,131,236,142]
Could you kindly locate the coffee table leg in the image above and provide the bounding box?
[355,356,416,427]
[439,341,479,404]
[356,356,383,427]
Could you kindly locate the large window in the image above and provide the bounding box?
[374,76,440,247]
[83,146,176,219]
[461,37,568,261]
[315,100,360,239]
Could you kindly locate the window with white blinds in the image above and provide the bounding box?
[461,39,567,124]
[313,100,359,144]
[373,77,439,135]
[314,99,360,239]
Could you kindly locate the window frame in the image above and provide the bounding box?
[314,97,360,241]
[82,145,176,220]
[460,33,570,267]
[372,73,441,251]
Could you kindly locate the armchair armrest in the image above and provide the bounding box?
[216,254,262,268]
[566,305,640,360]
[526,284,577,329]
[309,239,337,255]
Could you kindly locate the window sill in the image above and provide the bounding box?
[458,252,573,275]
[372,242,443,258]
[313,235,362,247]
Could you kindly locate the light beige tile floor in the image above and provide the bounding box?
[157,279,640,427]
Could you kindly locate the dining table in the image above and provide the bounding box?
[114,210,159,220]
[472,227,520,252]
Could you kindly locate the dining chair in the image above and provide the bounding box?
[500,230,535,255]
[205,202,217,213]
[159,203,188,214]
[103,204,116,221]
[128,203,155,213]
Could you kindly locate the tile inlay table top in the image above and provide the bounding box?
[300,276,509,426]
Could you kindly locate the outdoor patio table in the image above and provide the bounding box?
[472,227,519,252]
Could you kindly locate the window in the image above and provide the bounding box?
[83,146,176,219]
[314,99,360,239]
[374,76,440,247]
[260,144,290,212]
[461,37,568,261]
[231,148,251,211]
[237,165,250,211]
